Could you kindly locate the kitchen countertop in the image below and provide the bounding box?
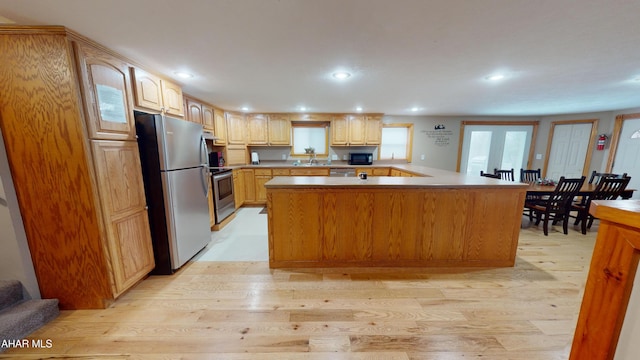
[264,165,528,189]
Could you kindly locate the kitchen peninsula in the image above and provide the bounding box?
[265,166,528,268]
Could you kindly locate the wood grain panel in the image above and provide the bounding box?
[269,191,322,263]
[570,201,640,359]
[267,185,524,268]
[0,33,112,308]
[131,67,163,112]
[74,41,135,140]
[322,192,374,261]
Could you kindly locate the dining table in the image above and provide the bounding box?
[526,182,635,200]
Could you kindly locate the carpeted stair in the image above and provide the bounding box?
[0,280,59,351]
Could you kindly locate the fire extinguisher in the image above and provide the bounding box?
[597,134,607,151]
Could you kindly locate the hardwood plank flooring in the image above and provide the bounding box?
[1,218,597,359]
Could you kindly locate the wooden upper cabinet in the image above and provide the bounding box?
[161,80,184,117]
[90,140,154,296]
[131,67,184,117]
[365,115,382,145]
[331,115,349,145]
[226,112,247,145]
[213,109,227,145]
[185,97,203,125]
[247,114,269,145]
[268,114,291,145]
[348,115,366,145]
[202,104,215,131]
[74,42,136,140]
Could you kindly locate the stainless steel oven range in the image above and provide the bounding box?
[210,168,235,224]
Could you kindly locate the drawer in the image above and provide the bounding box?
[372,168,390,176]
[289,168,329,176]
[272,169,290,176]
[254,169,272,176]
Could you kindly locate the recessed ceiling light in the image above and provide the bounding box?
[299,106,307,112]
[410,107,420,112]
[485,74,505,81]
[355,106,363,112]
[174,71,193,79]
[241,106,249,111]
[332,72,351,80]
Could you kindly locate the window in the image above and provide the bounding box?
[379,124,413,161]
[291,122,329,156]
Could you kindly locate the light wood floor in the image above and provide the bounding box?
[2,219,597,359]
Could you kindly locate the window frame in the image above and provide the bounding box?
[290,122,329,157]
[379,123,414,162]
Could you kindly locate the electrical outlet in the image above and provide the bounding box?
[536,153,543,160]
[281,153,287,160]
[420,154,425,160]
[342,155,348,161]
[332,154,338,160]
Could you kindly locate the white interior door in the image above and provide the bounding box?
[612,118,640,200]
[461,125,533,176]
[546,123,592,181]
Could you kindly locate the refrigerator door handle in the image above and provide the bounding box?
[201,166,209,197]
[200,136,208,167]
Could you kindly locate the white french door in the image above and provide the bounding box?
[611,117,640,200]
[460,124,534,176]
[545,122,594,181]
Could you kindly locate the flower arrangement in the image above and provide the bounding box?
[536,178,556,186]
[304,147,315,154]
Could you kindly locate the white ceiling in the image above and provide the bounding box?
[1,0,640,116]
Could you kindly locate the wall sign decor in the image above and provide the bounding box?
[422,124,453,147]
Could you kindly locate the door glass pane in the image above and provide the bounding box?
[500,131,527,170]
[466,131,492,175]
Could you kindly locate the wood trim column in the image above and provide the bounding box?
[570,200,640,359]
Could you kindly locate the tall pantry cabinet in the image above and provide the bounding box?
[0,26,154,309]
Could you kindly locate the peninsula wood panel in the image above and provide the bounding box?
[570,200,640,360]
[267,186,524,268]
[0,31,112,308]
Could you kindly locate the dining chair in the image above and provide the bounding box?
[588,170,628,184]
[524,176,585,236]
[520,168,541,183]
[480,170,501,179]
[572,176,630,234]
[494,168,515,181]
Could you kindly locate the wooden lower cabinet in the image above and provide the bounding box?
[90,140,155,297]
[289,168,330,176]
[272,168,290,176]
[242,169,256,203]
[0,29,156,308]
[233,169,245,208]
[254,169,273,203]
[356,167,390,176]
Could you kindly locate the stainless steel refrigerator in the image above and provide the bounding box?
[135,112,211,274]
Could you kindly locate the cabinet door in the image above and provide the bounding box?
[331,115,349,145]
[242,169,256,202]
[186,97,203,125]
[247,114,269,145]
[161,80,185,117]
[202,104,215,131]
[268,114,291,145]
[75,42,136,140]
[131,67,163,112]
[365,115,382,145]
[226,112,247,145]
[91,140,154,296]
[254,169,272,203]
[213,109,227,145]
[348,115,366,145]
[233,170,245,208]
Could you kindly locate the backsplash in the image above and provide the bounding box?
[249,146,378,162]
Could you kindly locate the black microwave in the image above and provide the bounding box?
[349,152,373,165]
